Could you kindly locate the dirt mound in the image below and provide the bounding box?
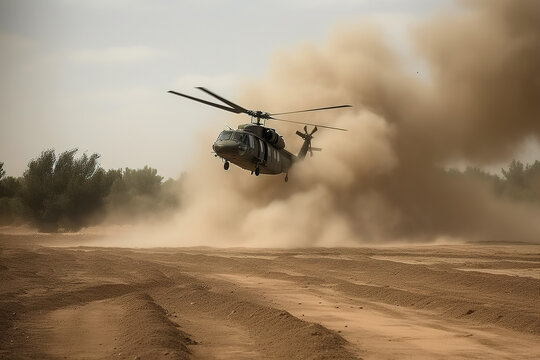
[155,286,357,360]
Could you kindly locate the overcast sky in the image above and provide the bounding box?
[0,0,493,178]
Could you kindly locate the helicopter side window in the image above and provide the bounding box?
[233,132,244,142]
[258,139,265,159]
[248,135,255,149]
[218,131,232,141]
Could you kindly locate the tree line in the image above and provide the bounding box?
[0,149,182,232]
[448,160,540,204]
[2,149,540,233]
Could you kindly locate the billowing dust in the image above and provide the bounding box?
[100,0,540,248]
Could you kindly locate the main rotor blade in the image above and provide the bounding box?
[168,90,242,114]
[196,87,248,114]
[269,116,347,131]
[270,105,351,116]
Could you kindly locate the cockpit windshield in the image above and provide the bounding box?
[233,132,248,143]
[217,130,233,141]
[218,130,249,144]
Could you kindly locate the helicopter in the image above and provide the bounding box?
[168,87,351,182]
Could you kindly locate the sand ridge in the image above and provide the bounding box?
[1,234,539,359]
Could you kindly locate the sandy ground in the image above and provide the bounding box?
[1,233,539,359]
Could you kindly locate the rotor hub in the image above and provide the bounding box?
[247,110,270,119]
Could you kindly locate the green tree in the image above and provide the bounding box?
[20,149,117,232]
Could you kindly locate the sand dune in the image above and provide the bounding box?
[1,234,539,359]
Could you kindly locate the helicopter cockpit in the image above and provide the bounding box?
[213,130,254,157]
[216,130,253,146]
[216,130,247,142]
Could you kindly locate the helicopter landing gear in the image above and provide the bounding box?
[224,161,229,170]
[255,167,260,176]
[284,174,289,182]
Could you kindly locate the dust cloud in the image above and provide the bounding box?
[103,0,540,247]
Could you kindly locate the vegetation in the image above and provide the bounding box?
[2,149,540,233]
[0,150,182,232]
[0,162,24,226]
[105,166,181,223]
[450,160,540,204]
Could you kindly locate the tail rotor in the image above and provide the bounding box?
[297,126,321,159]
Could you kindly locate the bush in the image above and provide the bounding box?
[2,151,182,232]
[105,166,181,222]
[0,162,24,225]
[19,149,118,232]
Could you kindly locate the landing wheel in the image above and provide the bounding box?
[255,167,260,176]
[224,161,229,170]
[284,174,289,182]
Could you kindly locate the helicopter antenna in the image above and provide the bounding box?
[168,88,351,131]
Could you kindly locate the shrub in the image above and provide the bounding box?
[19,149,117,232]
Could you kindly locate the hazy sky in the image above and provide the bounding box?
[5,0,533,179]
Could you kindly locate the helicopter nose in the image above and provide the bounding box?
[213,141,237,156]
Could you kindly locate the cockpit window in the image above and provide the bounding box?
[232,132,249,144]
[219,131,250,144]
[218,131,233,141]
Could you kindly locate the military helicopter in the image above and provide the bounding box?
[168,87,351,182]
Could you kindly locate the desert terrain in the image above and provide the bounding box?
[1,232,539,359]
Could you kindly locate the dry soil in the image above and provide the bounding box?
[1,233,539,359]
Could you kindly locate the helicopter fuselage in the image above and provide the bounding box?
[212,124,294,175]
